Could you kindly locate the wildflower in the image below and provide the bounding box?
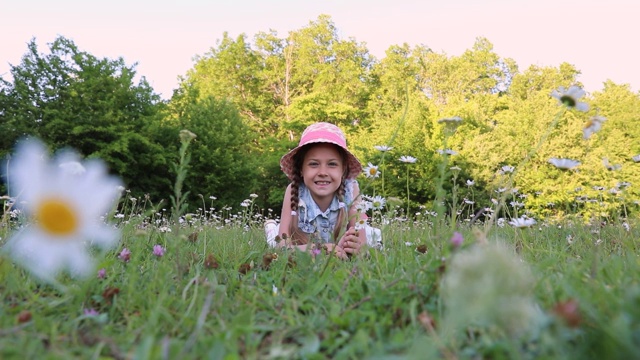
[355,217,368,231]
[602,158,622,171]
[438,116,463,124]
[249,193,259,198]
[399,155,417,163]
[97,268,107,279]
[153,245,165,257]
[118,248,131,262]
[450,232,463,248]
[509,216,536,228]
[551,86,589,112]
[633,154,640,163]
[363,163,380,178]
[355,200,372,213]
[374,145,393,152]
[17,310,32,324]
[83,308,100,317]
[500,165,515,174]
[179,129,197,143]
[450,166,461,171]
[436,149,458,155]
[548,158,580,170]
[59,161,86,175]
[272,284,279,296]
[2,139,122,282]
[466,179,475,187]
[583,115,606,139]
[442,243,538,336]
[370,195,386,210]
[552,299,581,328]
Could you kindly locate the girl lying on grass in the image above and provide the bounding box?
[265,122,370,259]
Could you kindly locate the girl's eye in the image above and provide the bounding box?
[329,162,339,167]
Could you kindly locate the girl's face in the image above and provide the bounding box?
[301,143,345,208]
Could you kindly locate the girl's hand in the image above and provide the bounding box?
[323,243,349,260]
[338,227,363,256]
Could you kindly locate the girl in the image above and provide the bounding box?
[266,122,368,259]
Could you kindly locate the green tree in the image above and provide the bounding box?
[0,36,171,200]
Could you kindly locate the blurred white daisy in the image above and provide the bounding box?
[437,149,458,155]
[508,216,536,228]
[466,179,475,187]
[548,158,580,170]
[602,158,622,171]
[551,86,589,112]
[500,165,515,174]
[374,145,393,152]
[363,163,380,178]
[3,139,122,282]
[632,154,640,163]
[399,155,417,163]
[437,116,463,124]
[583,116,606,139]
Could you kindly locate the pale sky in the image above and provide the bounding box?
[1,0,638,100]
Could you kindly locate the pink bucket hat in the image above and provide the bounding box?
[280,122,362,181]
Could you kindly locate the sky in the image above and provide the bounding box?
[2,0,638,100]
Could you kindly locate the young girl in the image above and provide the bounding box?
[265,122,368,259]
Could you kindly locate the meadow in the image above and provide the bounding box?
[1,85,639,359]
[1,186,639,359]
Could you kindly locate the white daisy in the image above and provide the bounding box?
[466,179,475,187]
[583,116,606,139]
[370,195,386,210]
[3,139,123,282]
[374,145,393,152]
[548,158,581,170]
[632,154,640,163]
[551,86,589,112]
[363,163,380,178]
[399,155,417,164]
[508,216,537,228]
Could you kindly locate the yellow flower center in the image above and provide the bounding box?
[36,198,78,236]
[369,168,378,176]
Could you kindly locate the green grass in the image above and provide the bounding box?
[1,214,640,359]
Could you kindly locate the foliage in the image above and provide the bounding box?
[0,36,171,201]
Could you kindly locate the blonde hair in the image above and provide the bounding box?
[287,143,348,245]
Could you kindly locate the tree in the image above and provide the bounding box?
[0,36,171,200]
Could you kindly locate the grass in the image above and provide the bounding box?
[1,208,639,359]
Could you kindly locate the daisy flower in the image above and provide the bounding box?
[548,158,581,170]
[632,154,640,163]
[436,149,458,155]
[437,116,463,124]
[399,155,417,163]
[500,165,515,174]
[583,116,606,139]
[551,86,589,112]
[363,163,380,178]
[602,158,622,171]
[466,180,475,187]
[370,195,386,210]
[3,139,123,282]
[374,145,393,152]
[508,216,537,228]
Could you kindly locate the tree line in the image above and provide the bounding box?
[1,15,639,221]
